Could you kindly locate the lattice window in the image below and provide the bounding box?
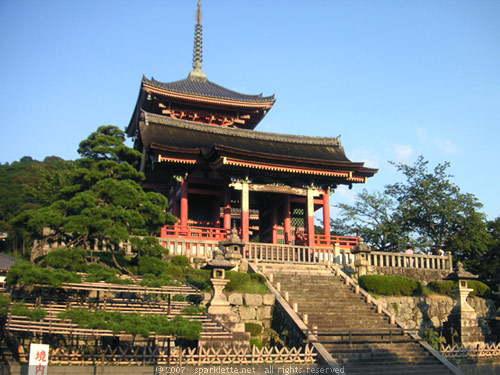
[188,195,214,224]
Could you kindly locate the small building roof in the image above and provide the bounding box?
[0,253,21,272]
[144,76,275,105]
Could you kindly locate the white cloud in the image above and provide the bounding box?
[415,127,457,155]
[434,139,457,154]
[335,185,357,203]
[392,144,414,163]
[348,147,380,168]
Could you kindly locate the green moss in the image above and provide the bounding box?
[359,275,422,296]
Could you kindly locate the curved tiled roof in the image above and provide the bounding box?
[140,111,351,164]
[143,76,275,104]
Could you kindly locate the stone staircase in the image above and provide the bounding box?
[261,264,460,375]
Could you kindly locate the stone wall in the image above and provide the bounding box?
[377,295,497,333]
[202,292,275,339]
[228,293,275,337]
[369,266,450,283]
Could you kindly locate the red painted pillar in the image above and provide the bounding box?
[306,187,315,248]
[323,190,331,245]
[284,195,292,244]
[272,206,278,244]
[180,178,188,231]
[223,188,231,231]
[241,180,249,242]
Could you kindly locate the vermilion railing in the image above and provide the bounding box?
[161,224,230,241]
[161,224,359,249]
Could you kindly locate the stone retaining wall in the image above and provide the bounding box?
[202,292,275,339]
[377,295,497,332]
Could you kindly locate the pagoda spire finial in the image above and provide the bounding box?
[189,0,207,80]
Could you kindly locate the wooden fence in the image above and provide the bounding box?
[48,344,317,366]
[440,343,500,359]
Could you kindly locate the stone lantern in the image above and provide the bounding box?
[221,228,244,268]
[205,251,234,315]
[351,237,371,277]
[444,262,484,345]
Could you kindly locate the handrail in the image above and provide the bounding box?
[328,264,463,375]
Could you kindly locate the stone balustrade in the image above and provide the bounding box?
[155,238,453,271]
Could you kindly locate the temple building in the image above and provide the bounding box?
[126,1,377,248]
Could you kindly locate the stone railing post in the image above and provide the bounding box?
[447,251,453,271]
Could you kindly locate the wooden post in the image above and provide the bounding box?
[306,187,315,248]
[322,190,331,245]
[241,180,250,243]
[180,177,189,230]
[223,188,231,231]
[272,206,278,245]
[284,195,292,244]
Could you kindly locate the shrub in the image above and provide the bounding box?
[11,303,47,321]
[184,268,211,291]
[427,281,453,296]
[6,261,81,288]
[468,280,491,298]
[225,271,251,292]
[44,248,87,272]
[170,255,190,268]
[250,338,264,349]
[58,308,202,340]
[140,273,178,287]
[0,294,11,315]
[250,273,267,284]
[245,322,263,337]
[225,271,269,294]
[427,280,491,298]
[138,256,168,276]
[359,275,422,296]
[173,294,187,302]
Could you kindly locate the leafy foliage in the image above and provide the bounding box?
[10,126,176,263]
[427,280,491,298]
[6,261,82,288]
[359,275,422,296]
[0,294,11,316]
[11,303,47,321]
[58,308,202,340]
[332,189,403,250]
[170,255,190,267]
[387,156,484,249]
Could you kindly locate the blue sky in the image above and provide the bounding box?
[1,1,499,220]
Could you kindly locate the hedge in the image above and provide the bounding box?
[359,275,422,296]
[427,280,491,298]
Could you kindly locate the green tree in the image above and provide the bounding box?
[11,126,176,265]
[332,189,404,250]
[386,156,484,250]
